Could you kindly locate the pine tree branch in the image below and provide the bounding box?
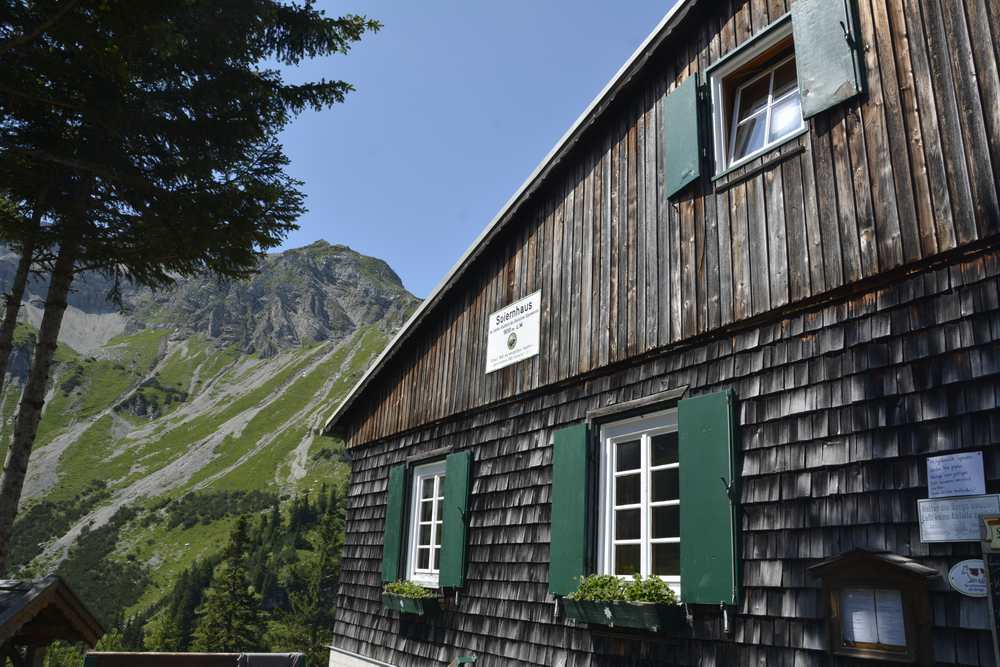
[0,0,82,56]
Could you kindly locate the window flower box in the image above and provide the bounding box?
[561,574,684,632]
[561,598,684,633]
[382,592,440,616]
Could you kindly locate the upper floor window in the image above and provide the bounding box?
[728,53,803,166]
[597,409,680,593]
[709,18,806,175]
[406,460,446,587]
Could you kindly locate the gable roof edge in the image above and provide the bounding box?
[324,0,698,440]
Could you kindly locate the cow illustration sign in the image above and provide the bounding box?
[949,559,988,598]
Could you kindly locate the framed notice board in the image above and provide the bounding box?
[809,550,936,666]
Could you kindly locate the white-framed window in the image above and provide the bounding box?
[709,17,805,175]
[406,460,447,587]
[597,409,680,593]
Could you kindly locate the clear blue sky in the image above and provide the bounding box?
[279,1,676,298]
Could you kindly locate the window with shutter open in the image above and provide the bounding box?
[549,390,739,605]
[381,452,473,589]
[665,0,866,182]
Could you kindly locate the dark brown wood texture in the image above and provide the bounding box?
[337,0,1000,447]
[333,249,1000,667]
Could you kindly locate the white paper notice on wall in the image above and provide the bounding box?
[927,451,985,498]
[841,588,878,645]
[918,494,1000,542]
[840,588,907,647]
[485,291,541,374]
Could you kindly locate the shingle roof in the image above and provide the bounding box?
[0,575,104,646]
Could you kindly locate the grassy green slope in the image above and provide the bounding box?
[12,322,383,618]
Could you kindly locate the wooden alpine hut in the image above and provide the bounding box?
[324,0,1000,664]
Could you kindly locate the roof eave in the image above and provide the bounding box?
[323,0,699,441]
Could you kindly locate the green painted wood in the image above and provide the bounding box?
[678,390,738,605]
[548,422,590,595]
[382,592,440,616]
[440,450,472,588]
[791,0,865,119]
[381,464,406,582]
[663,74,702,199]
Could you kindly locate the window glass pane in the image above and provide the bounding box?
[652,543,680,576]
[732,114,766,161]
[738,75,770,120]
[615,508,641,540]
[421,500,433,522]
[615,544,641,576]
[652,468,680,502]
[616,440,641,471]
[652,506,681,538]
[421,477,434,500]
[437,475,445,500]
[615,474,641,506]
[772,59,798,99]
[768,91,803,142]
[433,547,441,570]
[651,433,678,466]
[419,524,432,546]
[417,548,430,570]
[435,521,443,546]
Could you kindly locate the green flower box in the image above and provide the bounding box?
[382,592,440,616]
[561,598,684,633]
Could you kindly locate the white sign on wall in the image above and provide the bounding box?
[918,495,1000,543]
[949,559,988,598]
[485,291,541,374]
[928,451,985,498]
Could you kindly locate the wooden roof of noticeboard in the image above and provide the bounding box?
[0,575,104,647]
[322,0,699,440]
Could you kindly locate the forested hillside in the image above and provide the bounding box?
[1,241,418,665]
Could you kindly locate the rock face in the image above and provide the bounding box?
[3,240,419,355]
[130,241,418,355]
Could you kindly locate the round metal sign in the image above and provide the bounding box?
[949,559,987,598]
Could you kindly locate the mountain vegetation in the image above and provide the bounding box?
[0,241,418,665]
[0,0,382,576]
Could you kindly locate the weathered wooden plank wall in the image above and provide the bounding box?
[340,0,1000,447]
[333,249,1000,667]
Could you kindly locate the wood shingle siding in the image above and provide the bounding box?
[336,0,1000,448]
[327,0,1000,663]
[334,248,1000,667]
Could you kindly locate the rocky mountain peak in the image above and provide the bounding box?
[131,240,420,355]
[2,240,420,356]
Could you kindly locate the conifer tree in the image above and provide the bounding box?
[0,0,380,573]
[192,517,266,653]
[265,497,344,665]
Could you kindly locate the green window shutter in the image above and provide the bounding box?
[663,73,702,199]
[548,423,591,596]
[791,0,865,119]
[381,464,407,583]
[440,451,472,588]
[679,390,739,605]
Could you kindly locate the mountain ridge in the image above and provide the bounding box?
[1,239,419,625]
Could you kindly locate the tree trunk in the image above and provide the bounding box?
[0,210,41,398]
[0,237,76,575]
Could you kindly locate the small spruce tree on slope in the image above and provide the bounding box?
[192,516,266,653]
